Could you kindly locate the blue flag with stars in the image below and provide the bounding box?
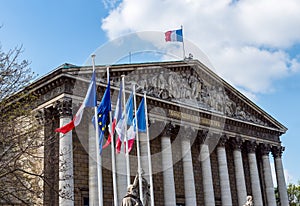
[97,81,111,154]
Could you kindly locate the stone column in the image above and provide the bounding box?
[272,146,289,206]
[140,132,150,180]
[199,131,215,206]
[161,123,176,206]
[181,128,197,206]
[231,137,247,205]
[140,132,151,206]
[246,141,263,206]
[116,147,128,205]
[217,135,232,206]
[36,108,59,205]
[88,122,99,206]
[56,98,74,205]
[259,144,277,205]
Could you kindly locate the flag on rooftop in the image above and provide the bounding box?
[165,28,183,42]
[55,70,97,134]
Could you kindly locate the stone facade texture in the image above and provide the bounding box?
[26,60,287,205]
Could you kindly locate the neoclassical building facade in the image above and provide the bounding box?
[32,59,288,205]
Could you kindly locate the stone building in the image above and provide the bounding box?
[32,59,288,205]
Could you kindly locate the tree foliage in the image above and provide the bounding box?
[287,182,300,205]
[275,181,300,206]
[0,45,34,100]
[0,45,44,205]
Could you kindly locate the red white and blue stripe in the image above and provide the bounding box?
[165,28,183,42]
[115,92,133,153]
[126,97,146,153]
[103,84,123,149]
[55,70,97,134]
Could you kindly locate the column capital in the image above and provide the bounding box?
[230,135,244,151]
[35,109,46,125]
[259,143,271,156]
[35,107,57,125]
[55,98,73,118]
[181,126,196,141]
[197,129,209,144]
[217,134,228,147]
[245,140,257,153]
[162,122,176,137]
[272,146,285,158]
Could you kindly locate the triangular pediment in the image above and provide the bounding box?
[31,59,286,134]
[104,60,286,133]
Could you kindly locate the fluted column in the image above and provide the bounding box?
[116,147,128,205]
[246,141,263,206]
[140,132,150,180]
[217,135,232,206]
[181,128,197,206]
[161,123,176,206]
[231,137,247,205]
[36,108,59,205]
[199,131,215,206]
[56,98,74,205]
[88,122,99,206]
[272,146,289,206]
[259,144,277,205]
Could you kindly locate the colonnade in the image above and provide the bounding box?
[157,125,288,206]
[53,99,288,206]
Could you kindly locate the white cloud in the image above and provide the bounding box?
[212,46,296,93]
[101,0,300,96]
[236,0,300,48]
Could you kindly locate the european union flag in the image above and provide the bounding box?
[96,81,111,154]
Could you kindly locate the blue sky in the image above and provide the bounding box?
[1,0,300,184]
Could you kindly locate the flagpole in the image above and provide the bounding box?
[181,25,186,60]
[143,92,154,206]
[92,55,103,206]
[107,67,118,206]
[122,75,131,186]
[133,84,144,204]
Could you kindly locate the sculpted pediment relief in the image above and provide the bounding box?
[57,60,283,131]
[110,65,270,128]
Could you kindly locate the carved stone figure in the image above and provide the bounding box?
[121,171,150,206]
[141,177,150,206]
[215,87,225,112]
[167,72,178,98]
[192,76,203,100]
[235,105,247,120]
[224,94,234,116]
[121,184,142,206]
[157,71,167,90]
[120,68,267,127]
[243,195,254,206]
[137,78,147,92]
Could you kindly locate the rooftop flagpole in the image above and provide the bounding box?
[107,67,118,206]
[133,84,144,205]
[144,92,154,206]
[122,75,131,186]
[181,25,186,60]
[91,55,103,206]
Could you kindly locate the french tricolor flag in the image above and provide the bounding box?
[165,28,183,42]
[115,92,133,153]
[55,70,97,134]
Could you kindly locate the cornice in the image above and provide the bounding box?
[7,60,286,140]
